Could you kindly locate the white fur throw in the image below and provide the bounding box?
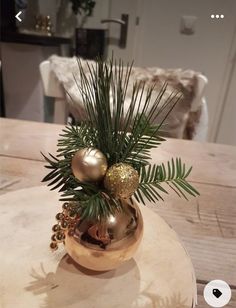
[49,55,202,139]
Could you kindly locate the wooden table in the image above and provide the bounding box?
[1,118,236,307]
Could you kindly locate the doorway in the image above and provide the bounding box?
[107,0,236,142]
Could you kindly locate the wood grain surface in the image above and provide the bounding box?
[1,118,236,187]
[0,186,197,308]
[1,118,236,307]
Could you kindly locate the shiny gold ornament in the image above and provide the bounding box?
[55,231,65,242]
[50,203,80,251]
[62,202,69,210]
[71,148,108,182]
[50,242,58,251]
[51,234,57,242]
[60,220,69,230]
[62,202,72,216]
[55,212,64,221]
[64,199,143,271]
[68,210,77,219]
[52,224,61,232]
[104,163,139,199]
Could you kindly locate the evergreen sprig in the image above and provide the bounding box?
[134,158,199,204]
[42,58,199,221]
[76,58,180,167]
[42,150,123,221]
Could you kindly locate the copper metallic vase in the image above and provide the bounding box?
[64,199,143,271]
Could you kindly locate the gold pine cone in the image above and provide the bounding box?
[104,163,139,199]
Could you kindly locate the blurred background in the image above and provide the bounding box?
[0,0,236,145]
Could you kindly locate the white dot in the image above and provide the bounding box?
[216,14,219,18]
[221,14,224,18]
[211,14,215,19]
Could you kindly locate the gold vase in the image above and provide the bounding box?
[64,199,143,271]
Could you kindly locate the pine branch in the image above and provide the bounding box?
[61,192,123,221]
[42,150,123,221]
[134,158,199,204]
[56,122,97,157]
[76,58,180,167]
[42,58,199,222]
[42,152,99,194]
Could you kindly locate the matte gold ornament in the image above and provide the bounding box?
[71,148,108,182]
[104,163,139,199]
[64,199,143,271]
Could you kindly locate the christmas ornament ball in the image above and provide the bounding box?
[64,198,143,271]
[104,163,139,199]
[71,148,108,182]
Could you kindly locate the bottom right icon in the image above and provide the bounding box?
[204,280,232,307]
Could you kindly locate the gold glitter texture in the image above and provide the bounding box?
[104,163,139,199]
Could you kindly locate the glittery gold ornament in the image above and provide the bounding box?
[104,163,139,199]
[71,148,108,182]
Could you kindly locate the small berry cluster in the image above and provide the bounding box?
[50,202,79,251]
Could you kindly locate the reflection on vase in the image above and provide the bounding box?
[65,199,143,271]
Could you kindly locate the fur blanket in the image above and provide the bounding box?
[49,55,202,139]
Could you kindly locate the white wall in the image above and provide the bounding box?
[216,31,236,145]
[107,0,139,62]
[1,43,59,122]
[131,0,236,141]
[38,0,110,30]
[83,0,110,29]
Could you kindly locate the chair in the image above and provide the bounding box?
[39,61,68,124]
[190,74,209,141]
